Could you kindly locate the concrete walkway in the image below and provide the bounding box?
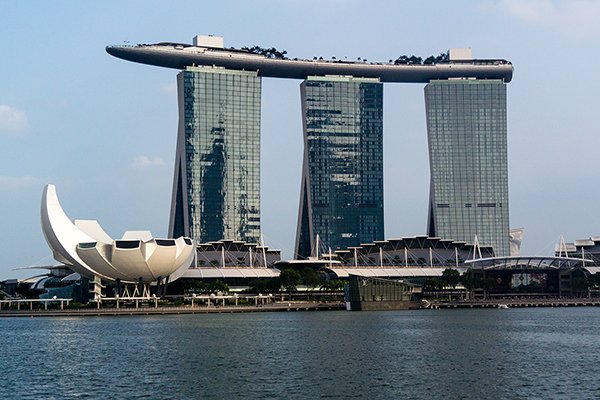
[0,302,345,317]
[429,298,600,309]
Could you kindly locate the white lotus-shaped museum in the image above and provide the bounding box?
[41,184,194,284]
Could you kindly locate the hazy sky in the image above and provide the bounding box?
[2,0,600,279]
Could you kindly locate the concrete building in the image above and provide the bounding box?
[425,77,510,256]
[556,236,600,267]
[295,76,384,257]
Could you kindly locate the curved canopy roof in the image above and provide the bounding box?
[182,267,280,279]
[325,267,467,279]
[465,256,594,270]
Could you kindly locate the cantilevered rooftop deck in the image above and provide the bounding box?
[106,43,513,83]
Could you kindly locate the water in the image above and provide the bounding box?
[1,308,600,399]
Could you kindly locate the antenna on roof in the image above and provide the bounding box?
[260,234,267,268]
[557,236,569,258]
[473,235,482,260]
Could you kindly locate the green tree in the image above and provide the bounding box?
[434,52,449,63]
[302,268,320,289]
[588,272,600,289]
[247,279,267,294]
[441,268,461,288]
[483,278,496,292]
[209,280,229,294]
[572,276,589,294]
[247,278,282,294]
[394,55,409,64]
[279,269,301,292]
[461,270,474,290]
[320,279,346,292]
[183,279,208,294]
[425,277,444,290]
[241,45,288,59]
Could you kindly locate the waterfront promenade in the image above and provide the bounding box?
[0,301,345,317]
[4,297,600,317]
[429,297,600,309]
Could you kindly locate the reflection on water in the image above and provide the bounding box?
[1,308,600,399]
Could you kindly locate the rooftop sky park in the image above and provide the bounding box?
[106,36,513,82]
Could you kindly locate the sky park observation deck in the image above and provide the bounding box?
[106,35,514,258]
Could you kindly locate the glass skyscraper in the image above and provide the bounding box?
[295,76,384,258]
[425,79,509,256]
[168,66,261,244]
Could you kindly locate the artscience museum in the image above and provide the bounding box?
[41,184,195,299]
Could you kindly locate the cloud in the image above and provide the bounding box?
[161,83,177,96]
[0,105,28,135]
[0,175,41,191]
[132,155,167,170]
[500,0,600,39]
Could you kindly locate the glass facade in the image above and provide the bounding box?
[295,76,384,258]
[169,67,261,244]
[425,79,509,256]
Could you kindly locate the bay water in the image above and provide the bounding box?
[1,308,599,399]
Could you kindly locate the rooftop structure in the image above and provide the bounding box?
[332,235,493,268]
[106,40,513,83]
[191,239,280,268]
[555,236,600,266]
[466,256,593,270]
[465,254,595,296]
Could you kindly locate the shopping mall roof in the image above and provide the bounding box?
[182,267,280,279]
[325,267,467,279]
[465,256,594,270]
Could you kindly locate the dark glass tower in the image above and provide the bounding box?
[295,76,384,258]
[425,79,509,256]
[168,66,261,244]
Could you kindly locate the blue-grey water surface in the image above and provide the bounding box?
[1,308,600,399]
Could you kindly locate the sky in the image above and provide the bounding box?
[2,0,600,280]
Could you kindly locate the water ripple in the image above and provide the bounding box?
[1,308,600,399]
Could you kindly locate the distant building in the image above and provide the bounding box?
[168,66,262,244]
[346,275,421,311]
[295,76,384,257]
[191,240,281,268]
[332,235,493,268]
[425,79,510,256]
[555,236,600,266]
[174,240,281,292]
